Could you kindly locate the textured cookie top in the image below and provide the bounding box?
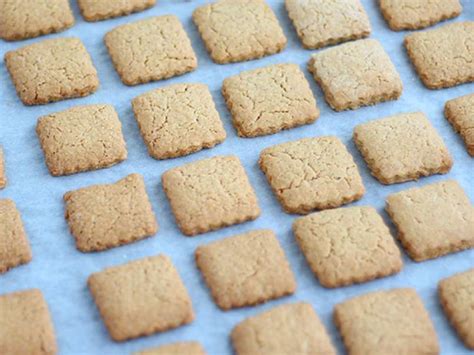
[37,104,127,176]
[334,288,439,355]
[193,0,287,64]
[445,93,474,156]
[232,302,336,355]
[132,83,226,159]
[0,0,74,41]
[285,0,371,49]
[78,0,155,22]
[353,112,452,184]
[386,180,474,261]
[293,206,402,288]
[162,155,260,236]
[259,136,364,214]
[308,39,402,111]
[64,174,158,252]
[405,22,474,89]
[0,289,57,355]
[135,342,206,355]
[0,147,5,189]
[88,254,194,341]
[5,37,99,105]
[105,16,197,85]
[222,64,319,137]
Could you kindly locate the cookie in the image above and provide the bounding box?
[135,342,206,355]
[105,16,197,86]
[0,147,6,189]
[386,180,474,262]
[259,136,364,214]
[0,199,32,274]
[193,0,286,64]
[88,254,194,341]
[308,39,402,111]
[5,37,99,105]
[232,302,335,355]
[285,0,371,49]
[78,0,155,22]
[445,93,474,156]
[334,288,439,355]
[162,155,260,236]
[380,0,462,31]
[222,64,319,137]
[293,206,402,288]
[353,112,452,184]
[405,22,474,89]
[37,104,127,176]
[0,289,57,355]
[439,269,474,349]
[132,83,226,159]
[0,0,74,41]
[196,230,295,310]
[64,174,158,252]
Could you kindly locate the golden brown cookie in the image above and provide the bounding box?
[0,147,6,189]
[78,0,155,22]
[445,93,474,156]
[135,342,206,355]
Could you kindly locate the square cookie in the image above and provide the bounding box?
[405,22,474,89]
[37,104,127,176]
[105,16,197,86]
[0,289,57,355]
[439,269,474,349]
[222,64,319,137]
[445,93,474,156]
[308,39,402,111]
[5,37,99,105]
[135,342,206,355]
[88,255,194,341]
[0,147,5,189]
[132,83,226,159]
[380,0,462,31]
[78,0,155,22]
[285,0,371,49]
[0,199,32,273]
[259,136,364,214]
[162,155,260,236]
[293,206,402,288]
[334,288,439,354]
[193,0,287,64]
[386,180,474,261]
[232,302,336,355]
[0,0,74,41]
[195,230,296,310]
[64,174,158,252]
[353,112,452,184]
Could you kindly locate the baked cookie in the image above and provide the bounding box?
[0,147,6,189]
[308,39,402,111]
[78,0,155,22]
[445,93,474,156]
[135,342,206,355]
[193,0,286,64]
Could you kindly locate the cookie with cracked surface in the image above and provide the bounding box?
[259,136,364,214]
[0,199,32,274]
[0,0,74,41]
[0,289,57,355]
[334,288,439,355]
[132,83,226,159]
[0,147,6,189]
[37,104,127,176]
[64,174,158,252]
[386,180,474,262]
[439,268,474,349]
[88,254,194,341]
[293,206,402,288]
[105,16,197,86]
[353,112,452,184]
[193,0,286,64]
[4,37,99,105]
[405,22,474,89]
[162,155,260,236]
[380,0,462,31]
[195,230,296,310]
[222,64,319,137]
[135,342,206,355]
[78,0,155,22]
[285,0,371,49]
[232,302,335,355]
[445,93,474,157]
[308,39,402,111]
